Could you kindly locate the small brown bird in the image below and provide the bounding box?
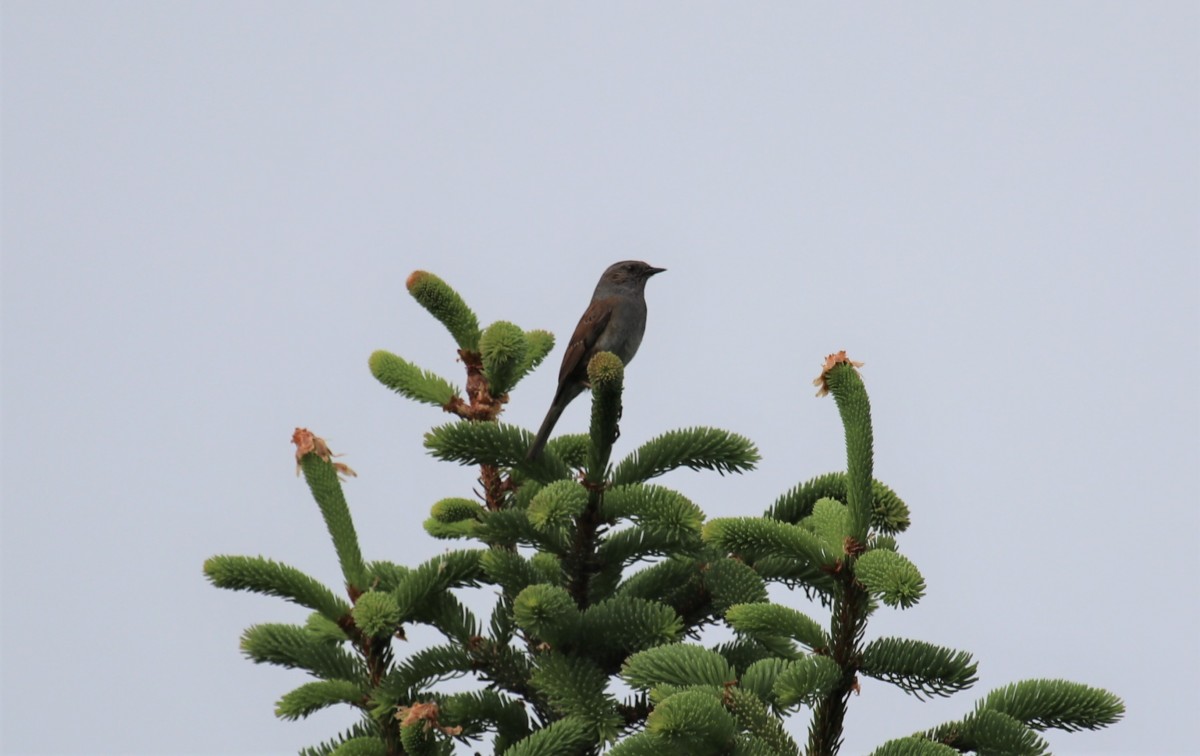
[526,261,666,460]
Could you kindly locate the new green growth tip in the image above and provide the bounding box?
[292,428,368,592]
[406,270,482,352]
[814,352,873,546]
[587,351,625,477]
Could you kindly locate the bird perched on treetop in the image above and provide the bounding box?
[526,260,666,460]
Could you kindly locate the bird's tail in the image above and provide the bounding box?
[525,383,586,461]
[526,402,566,461]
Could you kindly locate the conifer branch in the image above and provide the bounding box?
[860,637,979,700]
[725,685,803,755]
[292,429,368,595]
[513,583,582,649]
[768,472,911,535]
[646,689,739,751]
[738,657,793,707]
[586,351,625,480]
[424,421,571,482]
[774,655,843,708]
[854,549,926,609]
[975,679,1125,732]
[204,555,351,623]
[479,320,528,398]
[725,603,830,655]
[622,643,736,689]
[516,330,555,382]
[817,354,874,544]
[531,653,623,740]
[276,680,367,721]
[704,517,838,589]
[612,428,760,484]
[240,623,365,682]
[406,270,481,352]
[703,555,770,615]
[297,723,383,756]
[392,550,484,626]
[924,709,1050,755]
[580,597,685,669]
[437,690,532,752]
[502,716,594,756]
[869,737,961,756]
[368,350,460,409]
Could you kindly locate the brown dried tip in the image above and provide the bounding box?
[406,270,428,290]
[843,535,867,557]
[291,427,357,479]
[396,701,438,727]
[812,350,865,397]
[395,701,464,736]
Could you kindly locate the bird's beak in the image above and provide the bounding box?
[647,266,666,276]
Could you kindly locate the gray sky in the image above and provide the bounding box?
[3,3,1197,754]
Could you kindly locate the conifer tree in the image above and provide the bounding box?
[205,270,1124,755]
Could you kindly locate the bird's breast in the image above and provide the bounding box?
[594,300,647,365]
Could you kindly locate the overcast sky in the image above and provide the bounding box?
[3,3,1198,754]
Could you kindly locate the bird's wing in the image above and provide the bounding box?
[558,297,614,384]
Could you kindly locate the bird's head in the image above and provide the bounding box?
[598,260,666,292]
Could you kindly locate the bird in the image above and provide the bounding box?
[526,260,666,460]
